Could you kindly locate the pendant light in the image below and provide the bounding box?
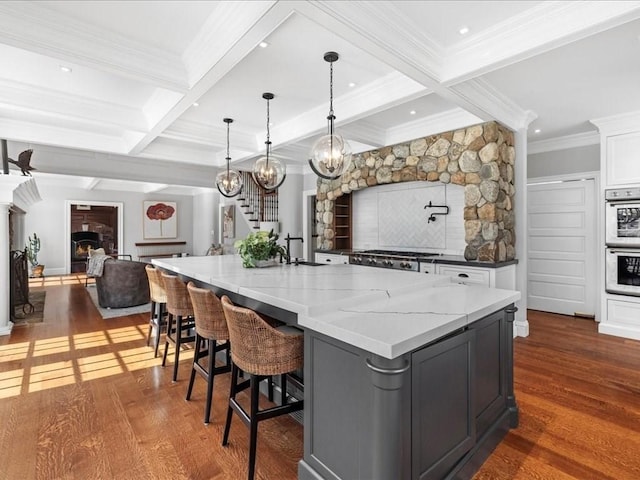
[309,51,352,179]
[252,92,286,191]
[215,118,243,198]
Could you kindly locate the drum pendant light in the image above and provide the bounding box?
[215,118,243,198]
[309,51,352,179]
[252,93,286,191]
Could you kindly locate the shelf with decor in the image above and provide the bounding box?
[135,241,187,261]
[332,194,352,250]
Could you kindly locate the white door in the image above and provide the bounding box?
[527,179,597,316]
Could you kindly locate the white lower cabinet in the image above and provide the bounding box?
[315,253,348,265]
[421,263,516,290]
[601,297,640,341]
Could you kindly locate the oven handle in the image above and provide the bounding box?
[606,248,640,255]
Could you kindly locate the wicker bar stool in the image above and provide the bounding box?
[145,265,168,358]
[220,295,303,480]
[185,282,231,424]
[161,272,196,382]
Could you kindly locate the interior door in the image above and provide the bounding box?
[527,178,596,316]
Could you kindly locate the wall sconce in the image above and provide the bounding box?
[252,93,286,191]
[309,51,352,179]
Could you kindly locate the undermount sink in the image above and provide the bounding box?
[293,260,326,266]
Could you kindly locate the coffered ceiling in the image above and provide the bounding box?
[1,1,640,192]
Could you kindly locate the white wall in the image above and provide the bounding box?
[528,144,599,178]
[278,173,304,259]
[193,190,216,256]
[25,183,197,274]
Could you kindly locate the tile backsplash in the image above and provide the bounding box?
[352,181,465,254]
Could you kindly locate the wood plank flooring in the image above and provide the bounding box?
[1,279,639,479]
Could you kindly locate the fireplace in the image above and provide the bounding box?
[71,231,101,272]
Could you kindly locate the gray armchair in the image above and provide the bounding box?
[95,259,150,308]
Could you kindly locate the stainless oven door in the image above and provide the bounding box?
[605,201,640,246]
[606,248,640,296]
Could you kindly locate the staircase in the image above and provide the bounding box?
[236,171,279,230]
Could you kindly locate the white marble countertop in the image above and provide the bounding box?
[153,255,521,359]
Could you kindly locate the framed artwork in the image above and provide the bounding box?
[144,201,177,239]
[221,204,235,240]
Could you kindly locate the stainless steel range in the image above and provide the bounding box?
[348,250,437,272]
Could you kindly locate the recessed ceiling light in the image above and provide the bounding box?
[59,65,72,73]
[459,26,470,35]
[534,129,541,134]
[259,41,269,48]
[193,102,199,107]
[348,82,356,88]
[410,110,416,115]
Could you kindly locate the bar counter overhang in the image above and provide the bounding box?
[153,255,521,480]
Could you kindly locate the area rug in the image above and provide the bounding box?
[12,290,46,324]
[86,286,151,319]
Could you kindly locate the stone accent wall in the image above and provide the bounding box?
[316,121,516,262]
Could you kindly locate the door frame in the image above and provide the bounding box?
[65,200,124,274]
[527,170,601,320]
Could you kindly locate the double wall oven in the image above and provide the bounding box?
[605,187,640,296]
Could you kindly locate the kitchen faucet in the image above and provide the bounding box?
[284,233,304,264]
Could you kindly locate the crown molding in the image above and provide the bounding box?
[340,121,386,149]
[443,1,640,84]
[528,131,600,154]
[385,108,484,147]
[0,79,147,131]
[590,110,640,136]
[265,71,429,150]
[446,78,536,131]
[0,3,188,91]
[183,1,279,86]
[0,175,41,209]
[299,1,443,83]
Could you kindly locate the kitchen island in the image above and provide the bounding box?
[153,255,521,480]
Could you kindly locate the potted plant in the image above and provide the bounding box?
[26,233,45,277]
[234,229,286,268]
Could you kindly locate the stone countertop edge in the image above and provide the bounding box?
[297,285,521,359]
[152,256,521,359]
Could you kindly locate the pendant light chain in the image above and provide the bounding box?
[225,118,231,176]
[265,96,271,167]
[328,60,335,136]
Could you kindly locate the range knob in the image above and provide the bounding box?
[370,258,377,265]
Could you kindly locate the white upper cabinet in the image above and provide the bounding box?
[606,131,640,186]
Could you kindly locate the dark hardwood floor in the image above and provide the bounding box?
[1,278,639,479]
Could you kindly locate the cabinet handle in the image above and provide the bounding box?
[326,259,331,262]
[458,273,469,278]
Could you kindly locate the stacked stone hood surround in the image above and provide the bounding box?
[315,121,516,262]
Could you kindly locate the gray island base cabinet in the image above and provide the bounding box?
[299,306,518,480]
[151,256,520,480]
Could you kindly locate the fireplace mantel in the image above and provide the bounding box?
[1,174,41,335]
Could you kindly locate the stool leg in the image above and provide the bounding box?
[248,374,260,480]
[161,313,174,368]
[172,315,183,382]
[222,363,239,446]
[186,334,201,401]
[154,303,164,358]
[203,338,216,424]
[280,373,287,405]
[147,300,156,346]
